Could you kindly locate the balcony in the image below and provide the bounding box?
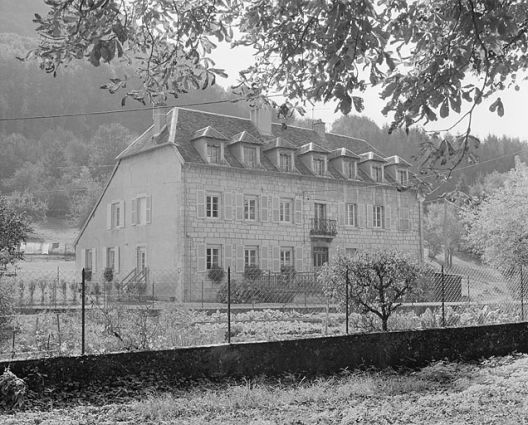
[310,218,337,238]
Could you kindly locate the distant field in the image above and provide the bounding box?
[15,258,76,273]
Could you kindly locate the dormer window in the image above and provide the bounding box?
[207,144,221,164]
[244,146,257,168]
[313,157,325,176]
[398,169,408,185]
[280,153,293,172]
[372,165,383,182]
[346,161,356,179]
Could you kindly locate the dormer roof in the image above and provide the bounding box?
[297,142,330,156]
[262,137,297,151]
[384,155,412,167]
[229,130,263,146]
[191,126,228,141]
[328,148,360,160]
[359,151,386,163]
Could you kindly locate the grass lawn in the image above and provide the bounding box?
[3,353,528,424]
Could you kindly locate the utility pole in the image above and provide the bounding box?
[444,199,449,267]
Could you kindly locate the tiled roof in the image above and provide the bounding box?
[328,148,360,160]
[297,142,330,155]
[384,155,412,167]
[359,151,387,163]
[119,108,390,181]
[229,131,263,146]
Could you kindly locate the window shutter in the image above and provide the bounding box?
[81,249,86,270]
[295,246,303,272]
[261,245,268,270]
[236,245,244,272]
[357,204,365,228]
[197,190,205,219]
[385,206,391,230]
[146,195,152,223]
[366,205,373,228]
[272,246,280,272]
[93,248,97,272]
[115,247,120,273]
[107,204,112,230]
[119,201,125,228]
[294,197,302,224]
[272,196,280,222]
[197,244,206,272]
[261,195,269,222]
[224,192,233,220]
[338,202,345,226]
[131,198,137,225]
[102,247,107,269]
[224,244,232,270]
[236,194,244,220]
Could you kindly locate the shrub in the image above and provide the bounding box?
[103,267,114,283]
[208,265,225,284]
[244,265,263,282]
[0,368,26,410]
[216,279,272,304]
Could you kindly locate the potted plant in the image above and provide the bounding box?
[208,265,225,284]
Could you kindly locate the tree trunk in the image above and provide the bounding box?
[381,316,388,331]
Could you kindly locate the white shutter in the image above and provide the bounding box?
[261,195,269,222]
[272,196,280,222]
[115,247,120,273]
[197,190,206,219]
[294,197,302,224]
[236,245,244,272]
[224,244,233,270]
[357,204,364,228]
[131,198,137,225]
[119,200,125,228]
[197,244,206,272]
[146,195,152,223]
[261,245,268,270]
[272,246,280,272]
[295,246,303,272]
[236,194,244,220]
[107,204,112,230]
[366,205,373,228]
[224,192,233,220]
[338,202,345,226]
[81,249,86,270]
[102,247,107,269]
[385,206,391,230]
[93,248,97,272]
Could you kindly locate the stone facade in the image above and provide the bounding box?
[75,107,422,301]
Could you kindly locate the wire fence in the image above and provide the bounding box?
[0,263,527,360]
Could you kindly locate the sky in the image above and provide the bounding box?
[211,42,528,142]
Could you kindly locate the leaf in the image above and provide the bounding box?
[440,100,449,118]
[489,97,504,117]
[352,96,364,113]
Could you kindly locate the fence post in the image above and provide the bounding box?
[441,265,445,327]
[227,267,231,344]
[521,265,524,321]
[81,268,86,355]
[345,265,349,335]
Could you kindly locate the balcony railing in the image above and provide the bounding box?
[310,218,337,237]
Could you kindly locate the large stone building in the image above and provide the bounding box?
[75,107,422,301]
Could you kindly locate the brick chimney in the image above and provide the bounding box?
[250,106,272,136]
[312,119,326,141]
[153,107,166,136]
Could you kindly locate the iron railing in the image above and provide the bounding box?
[310,218,337,237]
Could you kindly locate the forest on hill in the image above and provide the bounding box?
[1,1,528,228]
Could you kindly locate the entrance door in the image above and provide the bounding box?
[313,247,329,268]
[137,247,147,272]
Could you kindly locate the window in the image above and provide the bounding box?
[398,170,408,185]
[207,247,220,269]
[85,249,93,271]
[244,196,257,220]
[372,165,383,182]
[244,247,258,268]
[346,248,357,258]
[206,195,219,218]
[313,247,328,268]
[280,248,293,267]
[280,199,292,223]
[111,202,122,228]
[106,247,118,271]
[137,247,147,271]
[244,146,257,168]
[345,203,356,226]
[314,203,326,221]
[346,161,356,179]
[132,195,152,225]
[373,205,384,228]
[279,153,292,172]
[400,207,411,230]
[313,158,325,176]
[207,144,220,164]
